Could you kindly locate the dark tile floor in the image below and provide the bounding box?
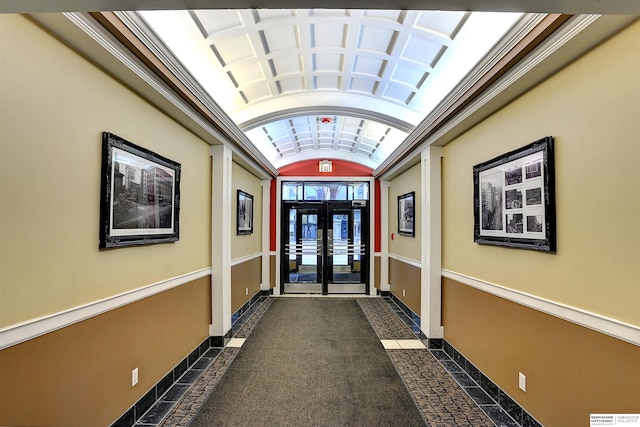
[128,295,526,427]
[381,296,522,427]
[130,297,270,427]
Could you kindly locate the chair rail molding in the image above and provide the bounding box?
[442,269,640,347]
[0,268,212,351]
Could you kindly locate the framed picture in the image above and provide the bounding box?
[237,190,254,235]
[473,136,556,252]
[99,132,180,249]
[398,191,415,237]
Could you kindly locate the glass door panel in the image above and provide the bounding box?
[326,205,367,293]
[281,200,369,294]
[282,203,323,293]
[330,212,353,283]
[299,212,319,279]
[331,213,349,267]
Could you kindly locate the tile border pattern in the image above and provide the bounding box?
[115,293,543,427]
[110,292,271,427]
[381,290,426,338]
[111,338,212,427]
[358,297,495,426]
[381,293,543,427]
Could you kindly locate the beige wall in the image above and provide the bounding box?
[389,258,421,314]
[232,162,263,259]
[373,255,380,290]
[0,15,212,328]
[442,19,640,325]
[388,162,421,262]
[440,19,640,426]
[0,276,211,427]
[270,254,277,289]
[231,257,262,312]
[0,15,215,426]
[443,277,640,426]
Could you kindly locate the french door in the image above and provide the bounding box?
[281,201,369,294]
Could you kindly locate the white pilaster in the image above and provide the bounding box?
[379,180,390,292]
[209,145,232,337]
[366,177,376,295]
[420,146,444,339]
[261,179,271,291]
[273,178,282,295]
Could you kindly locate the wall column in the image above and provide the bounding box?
[209,145,232,341]
[261,180,271,291]
[421,146,444,339]
[379,180,390,292]
[273,178,282,295]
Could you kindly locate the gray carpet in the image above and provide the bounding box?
[190,298,426,426]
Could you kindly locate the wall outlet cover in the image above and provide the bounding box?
[518,372,526,392]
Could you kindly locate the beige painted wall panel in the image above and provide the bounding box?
[231,257,262,313]
[373,255,380,290]
[388,163,421,261]
[0,16,211,327]
[270,254,276,289]
[389,257,421,314]
[442,20,640,324]
[232,163,262,259]
[0,277,211,427]
[443,278,640,426]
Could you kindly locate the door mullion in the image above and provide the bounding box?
[321,203,328,295]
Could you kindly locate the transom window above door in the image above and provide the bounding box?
[282,181,370,201]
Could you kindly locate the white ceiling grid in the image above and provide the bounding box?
[140,9,520,169]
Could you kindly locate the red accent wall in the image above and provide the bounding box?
[278,159,373,177]
[270,159,380,253]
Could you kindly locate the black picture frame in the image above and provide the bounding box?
[237,190,254,235]
[398,191,415,237]
[99,132,180,249]
[473,136,556,252]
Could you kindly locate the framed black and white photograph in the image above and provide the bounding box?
[398,191,415,237]
[473,136,556,252]
[237,190,254,235]
[99,132,180,249]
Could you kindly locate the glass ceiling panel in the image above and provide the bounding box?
[139,10,522,171]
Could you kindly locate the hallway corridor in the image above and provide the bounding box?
[3,11,639,427]
[125,296,523,427]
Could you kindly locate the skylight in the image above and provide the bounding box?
[138,9,522,170]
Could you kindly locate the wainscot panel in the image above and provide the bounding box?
[389,256,421,314]
[442,276,640,426]
[270,254,276,289]
[374,254,381,290]
[231,255,262,313]
[0,276,211,427]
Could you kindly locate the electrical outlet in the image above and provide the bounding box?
[518,372,526,392]
[245,287,249,295]
[402,289,406,297]
[132,368,139,387]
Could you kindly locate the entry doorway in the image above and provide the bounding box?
[281,201,369,294]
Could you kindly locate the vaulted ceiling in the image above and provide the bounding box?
[13,0,640,177]
[133,9,521,170]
